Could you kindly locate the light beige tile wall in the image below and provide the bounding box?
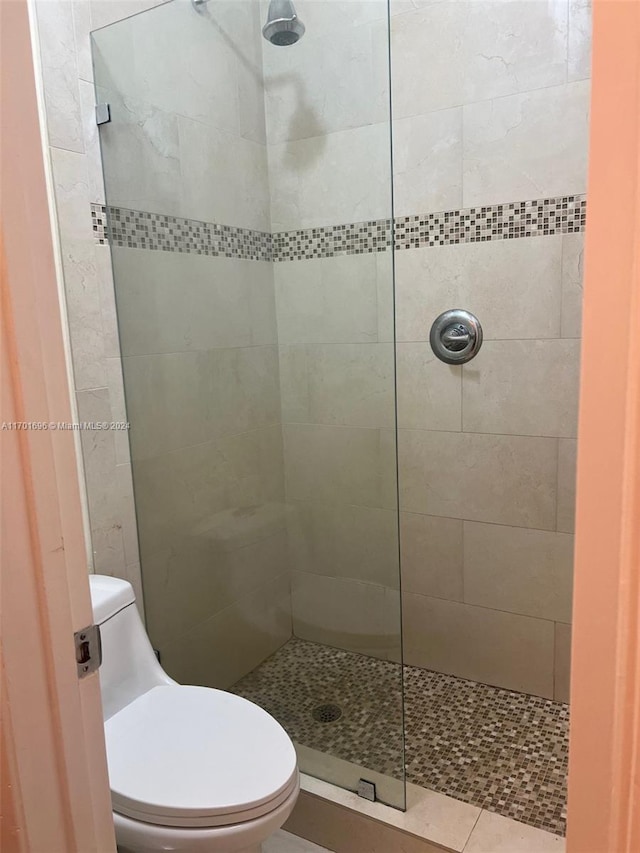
[37,0,589,698]
[93,0,269,229]
[265,0,590,698]
[111,245,290,685]
[33,1,291,686]
[391,0,591,700]
[275,254,402,662]
[90,0,291,685]
[263,2,401,663]
[33,0,169,606]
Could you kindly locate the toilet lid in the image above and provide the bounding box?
[105,685,298,828]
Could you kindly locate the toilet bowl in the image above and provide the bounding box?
[90,575,299,853]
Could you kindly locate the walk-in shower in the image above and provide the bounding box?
[91,0,588,835]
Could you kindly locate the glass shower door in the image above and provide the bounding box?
[92,0,404,809]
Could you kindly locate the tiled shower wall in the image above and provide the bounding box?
[391,0,590,701]
[33,0,292,686]
[35,0,590,700]
[32,0,170,605]
[93,0,292,686]
[263,1,402,663]
[264,0,591,700]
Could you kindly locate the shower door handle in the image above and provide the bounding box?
[430,309,483,365]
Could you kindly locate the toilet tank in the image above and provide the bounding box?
[90,575,173,720]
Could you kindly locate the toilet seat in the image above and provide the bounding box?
[104,685,298,829]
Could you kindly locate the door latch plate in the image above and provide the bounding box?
[74,623,102,678]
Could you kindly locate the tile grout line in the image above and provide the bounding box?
[462,808,484,852]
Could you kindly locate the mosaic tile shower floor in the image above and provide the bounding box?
[232,638,569,837]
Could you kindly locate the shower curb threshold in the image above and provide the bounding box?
[292,772,565,853]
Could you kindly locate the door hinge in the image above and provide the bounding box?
[95,102,111,126]
[74,624,102,678]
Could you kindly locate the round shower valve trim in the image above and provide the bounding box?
[429,309,483,365]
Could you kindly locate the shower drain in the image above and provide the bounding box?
[312,703,343,723]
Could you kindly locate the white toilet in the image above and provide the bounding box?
[90,575,300,853]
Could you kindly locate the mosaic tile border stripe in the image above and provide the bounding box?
[92,193,586,262]
[91,204,273,262]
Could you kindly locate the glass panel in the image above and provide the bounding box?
[93,0,404,809]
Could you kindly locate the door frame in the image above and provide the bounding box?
[1,0,639,850]
[566,0,640,850]
[1,1,115,850]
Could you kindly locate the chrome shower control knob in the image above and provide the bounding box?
[429,309,483,365]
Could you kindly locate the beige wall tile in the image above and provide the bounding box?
[399,430,557,529]
[161,573,292,689]
[89,1,166,31]
[391,0,567,119]
[51,147,106,390]
[561,232,585,338]
[145,530,289,650]
[400,513,463,602]
[263,11,388,145]
[376,252,395,343]
[464,809,565,852]
[393,109,463,216]
[116,463,140,568]
[133,426,285,558]
[105,357,131,465]
[72,0,93,83]
[463,81,590,207]
[268,123,392,232]
[235,1,267,145]
[59,240,108,391]
[402,593,555,697]
[462,340,580,438]
[397,344,461,431]
[76,389,142,586]
[248,261,278,346]
[554,622,572,703]
[177,115,270,231]
[95,245,121,360]
[568,0,592,82]
[463,522,574,622]
[557,438,577,533]
[124,345,280,460]
[279,343,395,429]
[99,94,182,216]
[35,0,84,152]
[292,573,401,662]
[284,424,397,510]
[288,501,400,589]
[274,254,380,346]
[76,388,119,529]
[395,237,563,343]
[112,248,263,355]
[78,79,105,204]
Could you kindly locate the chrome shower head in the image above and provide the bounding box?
[262,0,305,46]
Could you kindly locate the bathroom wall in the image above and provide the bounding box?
[35,0,590,700]
[391,0,590,700]
[263,1,403,662]
[32,0,169,605]
[263,0,590,699]
[33,0,291,687]
[92,0,292,688]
